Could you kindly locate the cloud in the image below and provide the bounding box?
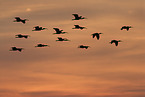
[0,0,145,97]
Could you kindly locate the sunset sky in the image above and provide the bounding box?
[0,0,145,97]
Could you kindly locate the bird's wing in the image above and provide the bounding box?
[72,14,79,18]
[127,27,129,31]
[12,47,17,50]
[57,37,62,39]
[110,40,114,44]
[75,25,79,28]
[15,17,21,20]
[97,34,100,40]
[34,26,39,29]
[92,34,96,38]
[115,42,118,46]
[121,26,126,30]
[121,27,123,30]
[53,28,60,32]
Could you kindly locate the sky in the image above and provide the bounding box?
[0,0,145,97]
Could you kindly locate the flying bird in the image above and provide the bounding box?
[10,47,23,52]
[72,25,86,30]
[78,45,90,49]
[13,17,28,24]
[32,26,47,31]
[56,37,70,41]
[53,28,67,34]
[110,40,122,46]
[121,26,132,31]
[92,32,103,40]
[15,34,30,39]
[35,44,49,47]
[72,14,86,20]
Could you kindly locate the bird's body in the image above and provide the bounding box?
[92,32,103,40]
[15,34,29,39]
[110,40,122,46]
[56,37,69,41]
[78,45,89,49]
[13,17,28,24]
[72,25,86,30]
[10,47,23,52]
[53,28,67,34]
[121,26,132,31]
[32,26,47,31]
[72,14,86,20]
[35,44,49,47]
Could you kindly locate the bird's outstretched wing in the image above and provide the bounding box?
[121,27,123,30]
[127,27,129,31]
[96,35,100,40]
[92,34,96,38]
[34,26,40,29]
[72,14,79,18]
[53,28,60,32]
[115,42,118,46]
[15,17,21,20]
[57,37,62,40]
[74,25,79,28]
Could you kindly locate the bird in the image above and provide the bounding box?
[78,45,90,49]
[121,26,132,31]
[35,44,49,47]
[72,14,86,20]
[9,47,23,52]
[72,25,86,30]
[32,26,47,31]
[56,37,70,41]
[110,40,122,46]
[92,32,103,40]
[15,34,30,39]
[13,17,28,24]
[53,28,67,34]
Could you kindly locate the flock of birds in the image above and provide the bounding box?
[10,14,132,52]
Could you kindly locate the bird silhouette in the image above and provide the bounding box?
[78,45,90,49]
[92,32,103,40]
[72,25,86,30]
[72,14,86,20]
[56,37,70,41]
[35,44,49,47]
[10,47,23,52]
[110,40,122,46]
[121,26,132,31]
[32,26,47,31]
[15,34,30,39]
[53,28,67,34]
[13,17,28,24]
